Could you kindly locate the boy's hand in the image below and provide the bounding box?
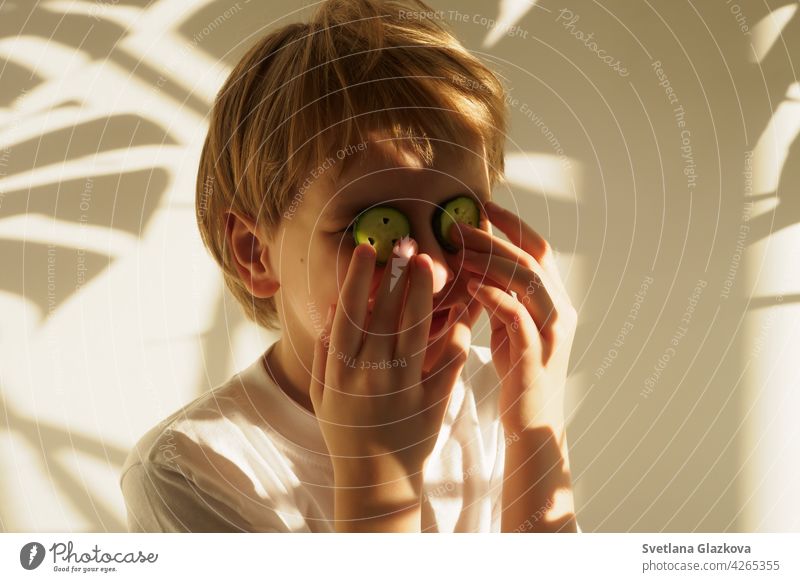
[448,201,577,435]
[309,240,472,529]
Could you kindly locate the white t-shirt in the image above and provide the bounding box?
[120,342,575,532]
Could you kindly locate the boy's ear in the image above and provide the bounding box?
[225,211,280,299]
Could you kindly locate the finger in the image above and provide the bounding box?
[395,253,433,369]
[448,219,564,302]
[449,218,535,267]
[422,303,471,417]
[485,308,510,373]
[466,279,542,357]
[461,252,559,336]
[362,238,418,361]
[484,202,569,297]
[486,307,506,333]
[332,242,377,358]
[310,303,335,412]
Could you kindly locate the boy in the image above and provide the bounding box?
[120,0,580,533]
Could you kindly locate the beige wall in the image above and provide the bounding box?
[0,0,797,532]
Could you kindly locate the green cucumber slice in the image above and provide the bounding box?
[433,195,481,252]
[352,205,411,264]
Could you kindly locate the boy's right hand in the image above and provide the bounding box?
[309,242,472,513]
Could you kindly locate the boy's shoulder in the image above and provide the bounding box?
[121,343,499,480]
[119,356,264,485]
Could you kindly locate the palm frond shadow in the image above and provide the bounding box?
[2,0,796,534]
[744,140,800,249]
[0,392,127,531]
[743,5,800,312]
[0,238,109,318]
[0,0,313,532]
[0,168,170,234]
[0,0,251,530]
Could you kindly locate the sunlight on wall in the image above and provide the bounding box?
[504,152,581,203]
[753,84,800,195]
[1,0,798,533]
[750,3,798,63]
[0,0,273,531]
[743,18,800,529]
[483,0,538,48]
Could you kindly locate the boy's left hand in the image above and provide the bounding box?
[448,201,577,435]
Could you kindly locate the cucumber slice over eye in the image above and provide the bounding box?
[433,195,481,252]
[352,205,411,265]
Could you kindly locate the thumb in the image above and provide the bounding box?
[309,303,335,413]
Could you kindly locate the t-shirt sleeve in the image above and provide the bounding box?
[120,462,286,533]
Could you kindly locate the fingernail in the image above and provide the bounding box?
[413,253,432,272]
[485,201,502,212]
[356,243,375,260]
[467,278,481,294]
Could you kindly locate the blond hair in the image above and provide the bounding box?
[196,0,508,330]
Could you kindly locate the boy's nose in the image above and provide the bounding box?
[412,227,455,295]
[428,254,455,295]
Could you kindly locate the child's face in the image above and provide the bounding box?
[273,133,489,363]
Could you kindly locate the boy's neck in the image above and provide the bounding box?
[263,339,315,415]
